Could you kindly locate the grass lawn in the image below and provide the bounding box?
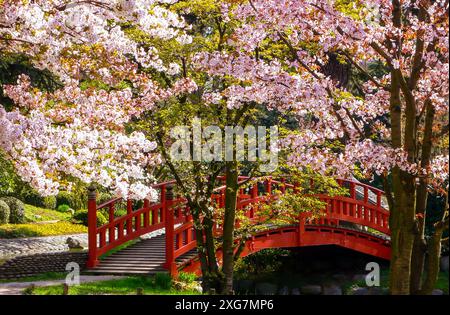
[32,276,201,295]
[24,204,71,222]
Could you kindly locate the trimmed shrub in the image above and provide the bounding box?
[0,196,25,224]
[72,210,107,227]
[57,204,71,213]
[0,200,10,224]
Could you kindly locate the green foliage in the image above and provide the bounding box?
[20,188,45,207]
[0,196,25,224]
[57,204,71,213]
[178,272,197,284]
[0,200,10,224]
[72,210,107,227]
[42,196,57,210]
[19,187,56,210]
[97,192,113,205]
[22,285,36,295]
[24,204,71,222]
[234,249,289,278]
[154,273,172,290]
[56,191,85,211]
[0,151,22,196]
[0,221,87,238]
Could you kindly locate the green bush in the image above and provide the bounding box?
[56,191,85,211]
[72,210,108,227]
[20,188,57,210]
[178,272,197,284]
[20,188,43,207]
[0,196,25,224]
[57,204,71,213]
[97,192,113,205]
[0,200,10,224]
[154,273,172,290]
[42,196,57,210]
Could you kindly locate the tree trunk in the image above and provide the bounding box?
[410,101,435,294]
[389,172,416,295]
[420,221,446,294]
[421,196,449,295]
[191,204,221,292]
[410,226,427,294]
[221,161,239,294]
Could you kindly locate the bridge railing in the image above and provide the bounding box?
[87,177,389,271]
[87,181,188,268]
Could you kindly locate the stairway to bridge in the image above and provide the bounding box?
[87,235,197,275]
[85,177,391,276]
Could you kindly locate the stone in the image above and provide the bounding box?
[66,237,83,249]
[255,282,278,295]
[278,286,289,295]
[349,286,369,295]
[322,284,342,295]
[440,256,449,273]
[192,284,203,294]
[432,289,444,296]
[291,288,301,295]
[300,285,322,295]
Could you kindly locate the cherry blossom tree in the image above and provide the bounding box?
[0,0,197,198]
[194,0,449,294]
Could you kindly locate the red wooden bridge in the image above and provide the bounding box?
[86,178,390,276]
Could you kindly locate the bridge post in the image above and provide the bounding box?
[164,184,177,276]
[266,178,272,195]
[87,186,99,268]
[298,212,305,246]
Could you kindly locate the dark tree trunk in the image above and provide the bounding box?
[221,161,239,294]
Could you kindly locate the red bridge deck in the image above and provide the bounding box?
[86,178,390,275]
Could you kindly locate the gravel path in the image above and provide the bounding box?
[0,225,172,260]
[0,234,88,260]
[0,275,125,295]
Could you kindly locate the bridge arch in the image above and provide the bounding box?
[86,177,391,275]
